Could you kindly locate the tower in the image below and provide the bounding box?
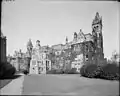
[27,39,33,73]
[92,12,103,53]
[92,12,104,64]
[27,39,33,58]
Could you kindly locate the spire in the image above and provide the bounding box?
[92,12,101,25]
[77,29,85,42]
[27,39,33,48]
[96,12,100,19]
[66,36,68,44]
[80,29,82,33]
[19,49,22,53]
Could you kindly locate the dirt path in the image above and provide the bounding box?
[0,75,24,95]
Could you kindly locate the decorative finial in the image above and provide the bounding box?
[66,36,68,44]
[80,29,82,32]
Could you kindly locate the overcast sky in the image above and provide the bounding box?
[1,0,119,59]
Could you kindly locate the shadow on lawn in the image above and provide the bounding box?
[0,74,22,80]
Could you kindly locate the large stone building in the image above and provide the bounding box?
[49,12,106,72]
[27,12,106,74]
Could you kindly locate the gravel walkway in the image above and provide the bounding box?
[0,75,24,95]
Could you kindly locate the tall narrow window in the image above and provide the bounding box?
[86,55,88,61]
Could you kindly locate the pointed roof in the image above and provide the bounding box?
[92,12,102,25]
[77,29,85,40]
[74,32,77,37]
[85,33,93,41]
[27,39,33,48]
[66,36,68,42]
[65,36,68,44]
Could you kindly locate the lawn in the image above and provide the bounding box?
[22,74,119,96]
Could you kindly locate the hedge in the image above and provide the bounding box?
[0,62,16,79]
[46,69,64,74]
[80,63,119,81]
[99,64,119,80]
[46,68,78,74]
[80,64,101,78]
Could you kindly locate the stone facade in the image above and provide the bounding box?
[9,49,30,72]
[48,12,106,72]
[9,12,106,74]
[29,40,51,74]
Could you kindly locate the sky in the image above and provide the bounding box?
[1,0,119,59]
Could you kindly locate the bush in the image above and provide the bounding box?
[80,63,119,81]
[0,62,16,79]
[68,68,78,74]
[20,70,28,75]
[55,69,64,74]
[46,69,64,74]
[63,68,79,74]
[2,67,16,78]
[80,64,101,78]
[99,64,119,80]
[46,70,56,74]
[80,65,86,76]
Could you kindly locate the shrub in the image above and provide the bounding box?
[80,64,101,78]
[47,69,64,74]
[80,63,119,81]
[0,62,16,79]
[99,64,119,80]
[63,68,78,74]
[68,68,78,74]
[22,70,28,75]
[2,67,16,78]
[46,70,56,74]
[55,69,64,74]
[80,65,86,77]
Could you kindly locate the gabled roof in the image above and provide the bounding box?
[85,33,93,41]
[51,44,64,50]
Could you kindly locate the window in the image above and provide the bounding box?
[41,67,43,71]
[74,46,76,51]
[86,55,88,58]
[86,45,88,51]
[86,55,88,61]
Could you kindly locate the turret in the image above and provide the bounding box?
[27,39,33,58]
[73,32,77,42]
[92,12,103,53]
